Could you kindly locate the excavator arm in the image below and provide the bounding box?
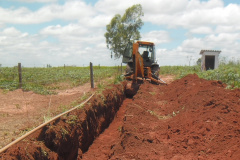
[132,42,144,81]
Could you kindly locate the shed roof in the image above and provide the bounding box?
[200,50,221,55]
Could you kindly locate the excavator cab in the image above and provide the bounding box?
[138,42,156,67]
[123,41,161,84]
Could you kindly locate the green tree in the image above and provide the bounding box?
[104,4,144,59]
[196,58,201,66]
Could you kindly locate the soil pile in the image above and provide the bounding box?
[83,74,240,159]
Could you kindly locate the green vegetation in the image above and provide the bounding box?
[198,61,240,89]
[66,115,78,125]
[149,92,156,96]
[147,110,171,120]
[113,75,124,84]
[105,4,144,58]
[43,113,52,123]
[160,65,201,77]
[0,66,122,94]
[160,59,240,89]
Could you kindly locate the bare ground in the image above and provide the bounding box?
[0,83,93,148]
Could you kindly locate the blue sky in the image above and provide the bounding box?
[0,0,240,67]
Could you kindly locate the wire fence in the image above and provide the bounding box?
[0,63,124,94]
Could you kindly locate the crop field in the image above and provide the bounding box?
[161,61,240,89]
[0,66,123,94]
[1,62,240,159]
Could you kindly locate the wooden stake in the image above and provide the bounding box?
[121,63,123,74]
[18,63,22,88]
[90,62,94,88]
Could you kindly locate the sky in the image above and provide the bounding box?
[0,0,240,67]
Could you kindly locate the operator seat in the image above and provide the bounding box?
[142,51,149,60]
[142,51,151,67]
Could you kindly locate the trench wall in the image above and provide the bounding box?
[0,82,126,160]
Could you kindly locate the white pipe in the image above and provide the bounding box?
[0,93,95,154]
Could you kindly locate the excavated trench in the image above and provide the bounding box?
[0,82,131,159]
[2,74,240,159]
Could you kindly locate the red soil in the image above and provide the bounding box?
[1,74,240,159]
[0,83,126,159]
[83,74,240,159]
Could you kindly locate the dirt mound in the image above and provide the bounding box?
[108,74,240,159]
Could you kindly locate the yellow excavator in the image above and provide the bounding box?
[122,41,165,97]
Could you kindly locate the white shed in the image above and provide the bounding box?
[200,50,221,71]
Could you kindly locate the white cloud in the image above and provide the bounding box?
[158,31,240,66]
[181,37,205,51]
[143,0,240,30]
[215,25,240,33]
[0,1,95,24]
[2,27,22,36]
[190,26,213,34]
[143,0,189,14]
[186,0,224,10]
[40,24,89,36]
[95,0,137,15]
[142,30,170,44]
[39,23,106,49]
[83,14,112,28]
[10,0,57,3]
[1,0,240,67]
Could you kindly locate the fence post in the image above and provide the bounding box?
[18,63,22,88]
[121,63,123,74]
[90,62,94,88]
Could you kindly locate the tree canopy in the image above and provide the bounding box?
[104,4,144,59]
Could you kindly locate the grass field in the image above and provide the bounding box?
[0,66,123,94]
[1,60,240,95]
[161,60,240,89]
